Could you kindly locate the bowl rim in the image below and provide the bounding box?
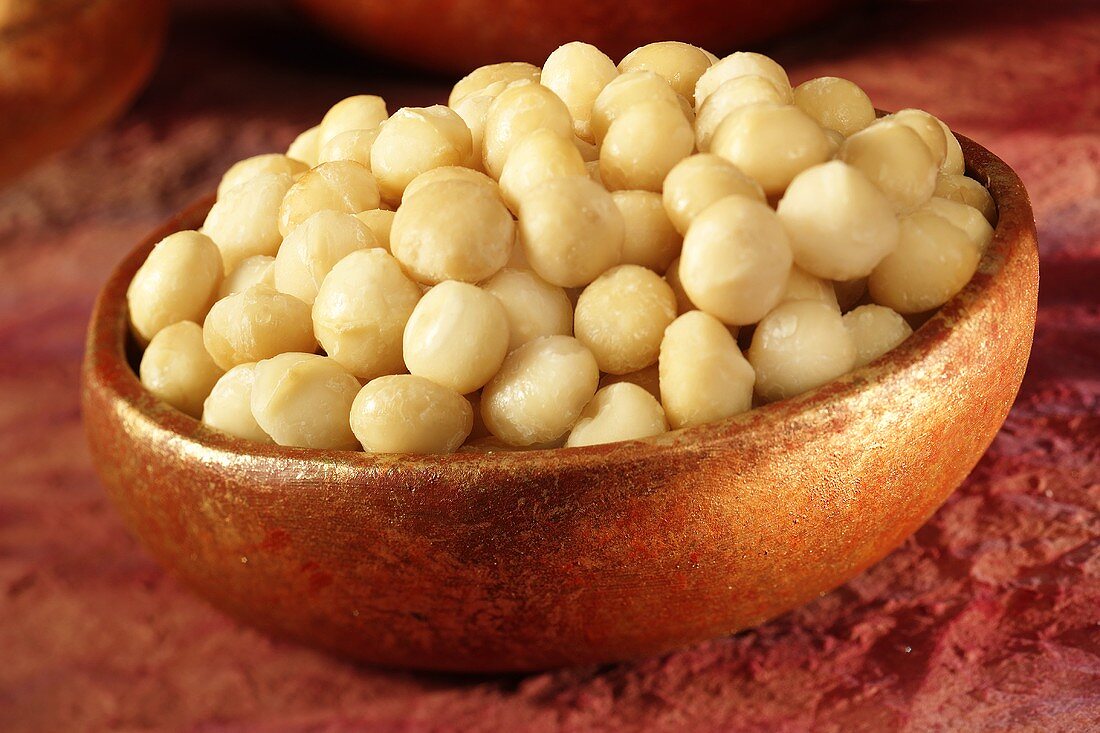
[83,133,1035,471]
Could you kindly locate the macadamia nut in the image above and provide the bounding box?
[934,174,997,224]
[695,75,788,151]
[139,321,224,419]
[218,154,308,199]
[286,125,321,167]
[202,284,316,370]
[273,210,378,305]
[201,363,271,443]
[659,310,755,429]
[922,197,994,253]
[481,335,599,446]
[218,255,274,299]
[599,100,694,192]
[839,120,937,213]
[354,209,396,250]
[792,76,876,137]
[618,41,713,100]
[499,128,586,211]
[565,382,668,447]
[482,268,574,352]
[403,281,510,394]
[517,175,624,287]
[694,52,792,108]
[591,71,681,144]
[868,208,981,314]
[574,265,677,374]
[780,266,841,311]
[776,161,900,280]
[662,153,766,235]
[449,62,541,107]
[351,375,473,454]
[679,195,793,325]
[612,190,682,272]
[203,172,294,271]
[843,304,913,367]
[319,95,388,148]
[370,106,473,203]
[128,230,223,344]
[748,300,857,402]
[711,104,832,197]
[390,179,515,284]
[541,42,618,142]
[312,248,421,379]
[886,108,948,168]
[278,161,381,236]
[250,353,360,449]
[317,127,380,167]
[483,81,573,178]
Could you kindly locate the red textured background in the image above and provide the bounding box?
[1,1,1098,730]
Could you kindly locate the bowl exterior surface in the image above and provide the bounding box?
[82,139,1038,671]
[292,0,852,73]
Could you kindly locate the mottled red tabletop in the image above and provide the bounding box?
[1,1,1098,730]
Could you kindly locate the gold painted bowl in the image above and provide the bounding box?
[81,136,1037,672]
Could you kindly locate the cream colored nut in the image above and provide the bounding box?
[662,153,766,235]
[612,190,682,272]
[499,129,586,212]
[679,195,793,325]
[843,304,913,367]
[482,268,573,352]
[273,210,377,305]
[351,375,472,454]
[923,197,994,252]
[403,165,502,203]
[574,265,677,374]
[353,209,396,250]
[617,41,713,100]
[747,300,857,403]
[312,248,421,379]
[202,284,316,370]
[694,51,792,108]
[658,310,754,429]
[278,161,381,236]
[838,120,937,212]
[541,41,618,142]
[590,71,680,144]
[776,160,900,280]
[695,75,788,151]
[449,62,541,107]
[370,105,473,203]
[218,254,274,300]
[218,154,308,199]
[317,127,380,167]
[886,108,948,167]
[599,99,694,192]
[128,230,223,344]
[566,382,668,447]
[664,257,695,314]
[935,117,965,175]
[517,175,624,288]
[868,208,981,314]
[833,277,868,313]
[250,352,360,449]
[792,76,876,138]
[573,134,598,162]
[480,335,600,446]
[451,89,497,172]
[780,266,840,311]
[139,321,224,419]
[286,125,321,166]
[201,363,271,443]
[319,94,388,148]
[391,179,514,284]
[403,281,510,394]
[934,173,997,224]
[711,103,832,197]
[203,172,294,271]
[482,81,573,178]
[599,362,661,401]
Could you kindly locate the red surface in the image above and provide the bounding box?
[1,0,1098,730]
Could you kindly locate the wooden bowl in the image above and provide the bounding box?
[81,137,1038,672]
[291,0,854,74]
[0,0,169,184]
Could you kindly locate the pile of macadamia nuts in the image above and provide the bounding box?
[127,41,998,454]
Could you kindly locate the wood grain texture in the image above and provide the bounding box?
[1,0,1098,729]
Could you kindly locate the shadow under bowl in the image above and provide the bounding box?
[81,136,1038,672]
